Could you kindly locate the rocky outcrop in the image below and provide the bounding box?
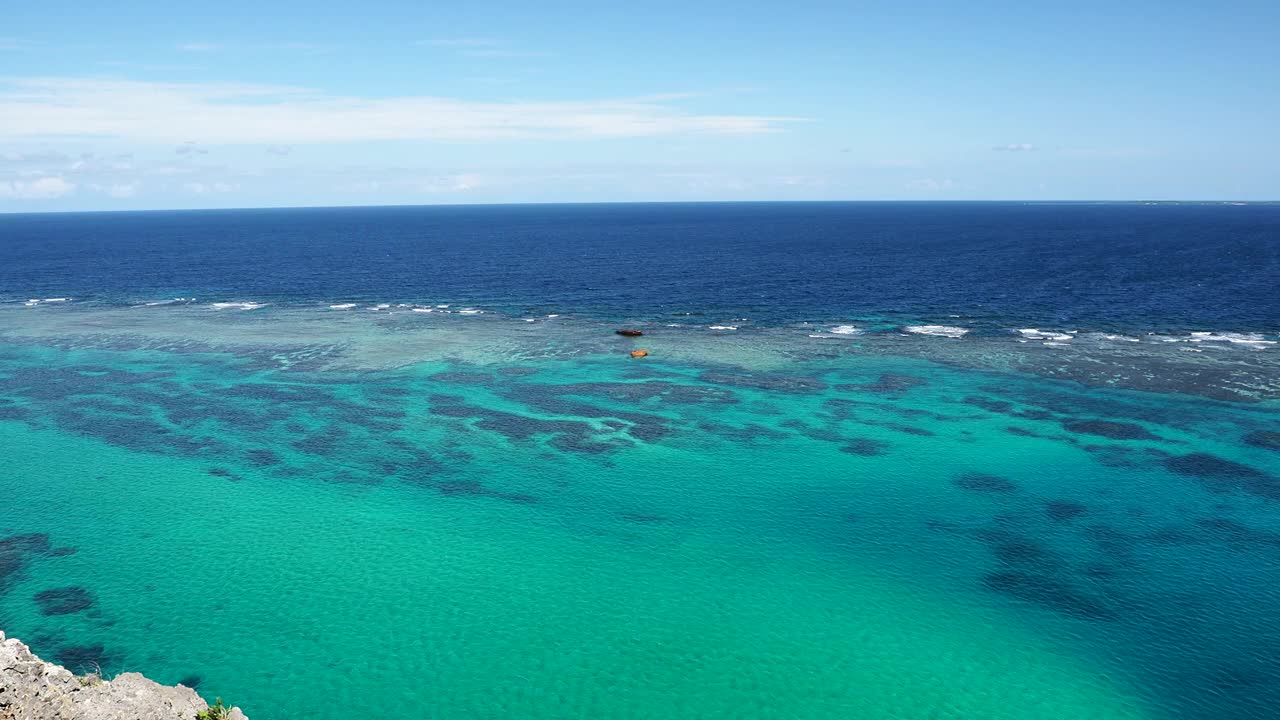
[0,631,247,720]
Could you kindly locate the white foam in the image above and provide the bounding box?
[458,308,484,315]
[141,297,195,307]
[708,325,738,331]
[329,303,357,310]
[411,308,433,313]
[1043,341,1071,348]
[1099,333,1141,343]
[436,304,450,309]
[1187,332,1276,349]
[210,301,267,311]
[905,325,969,338]
[523,318,536,322]
[546,314,560,318]
[829,325,861,335]
[42,298,69,303]
[1017,328,1073,341]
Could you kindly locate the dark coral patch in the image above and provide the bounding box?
[0,533,51,555]
[207,467,241,482]
[178,674,203,689]
[780,419,844,443]
[983,572,1114,621]
[992,540,1055,568]
[496,366,540,377]
[1005,426,1052,439]
[1062,419,1158,441]
[842,374,927,394]
[49,547,78,557]
[556,381,735,405]
[699,371,827,394]
[840,438,889,456]
[954,473,1017,493]
[1164,452,1278,500]
[55,644,110,672]
[963,396,1014,413]
[429,371,493,385]
[1244,430,1280,451]
[245,448,282,466]
[1045,500,1088,522]
[34,586,95,616]
[696,421,788,444]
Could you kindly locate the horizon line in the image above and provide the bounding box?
[3,198,1277,216]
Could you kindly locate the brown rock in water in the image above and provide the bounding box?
[629,350,649,358]
[615,329,644,337]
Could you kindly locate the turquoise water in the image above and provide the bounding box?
[2,306,1279,720]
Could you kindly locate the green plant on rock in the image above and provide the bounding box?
[195,697,233,719]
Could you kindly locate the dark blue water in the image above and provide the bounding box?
[2,202,1278,330]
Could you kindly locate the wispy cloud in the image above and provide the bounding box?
[0,77,800,144]
[0,176,75,199]
[993,143,1036,152]
[177,42,222,52]
[265,144,292,156]
[176,141,209,156]
[183,181,239,194]
[89,182,139,198]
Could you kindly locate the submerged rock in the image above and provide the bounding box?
[1244,430,1280,451]
[33,587,94,616]
[1062,419,1158,441]
[0,630,248,719]
[954,473,1018,493]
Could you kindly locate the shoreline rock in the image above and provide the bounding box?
[0,630,247,720]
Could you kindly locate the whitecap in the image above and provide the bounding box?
[708,325,738,331]
[329,303,357,310]
[1188,332,1276,349]
[523,318,536,322]
[830,325,861,335]
[458,309,484,315]
[1017,328,1073,341]
[210,301,266,310]
[411,308,434,313]
[42,298,69,303]
[905,325,969,338]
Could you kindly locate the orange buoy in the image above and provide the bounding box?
[629,349,649,358]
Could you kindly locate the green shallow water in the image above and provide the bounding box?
[2,314,1279,720]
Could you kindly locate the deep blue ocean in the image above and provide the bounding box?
[1,202,1278,720]
[3,202,1278,331]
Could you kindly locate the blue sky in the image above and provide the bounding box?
[2,0,1277,210]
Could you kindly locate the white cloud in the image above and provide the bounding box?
[905,178,957,191]
[265,144,292,156]
[183,181,239,194]
[176,141,208,155]
[177,42,222,52]
[993,143,1036,152]
[0,77,796,144]
[90,182,139,198]
[0,176,75,199]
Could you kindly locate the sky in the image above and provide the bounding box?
[2,0,1278,211]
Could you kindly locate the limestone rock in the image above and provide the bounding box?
[0,631,247,720]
